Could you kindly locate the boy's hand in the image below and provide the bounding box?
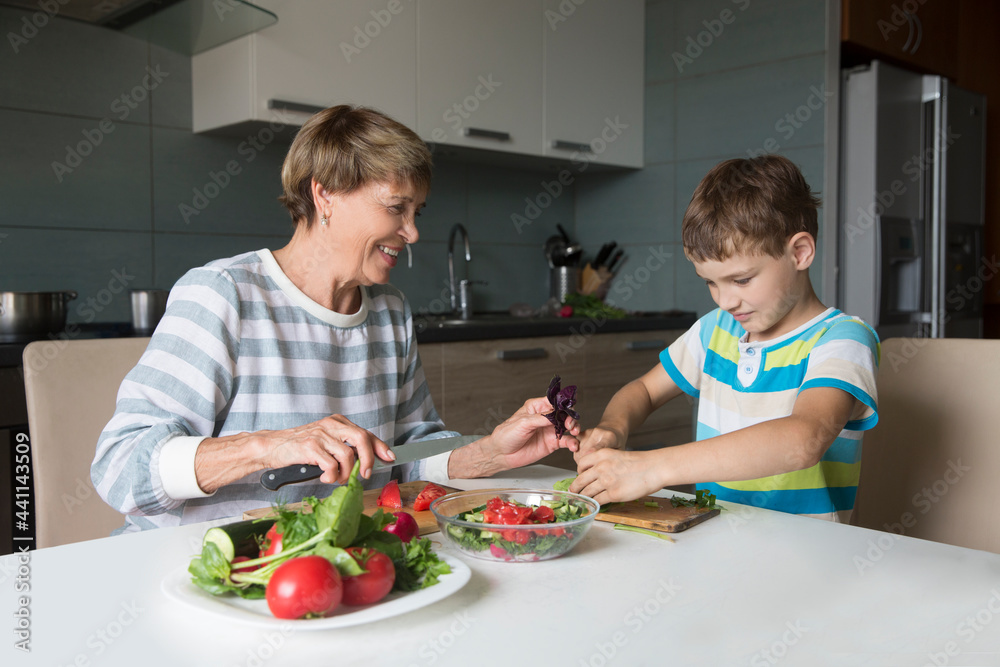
[575,424,626,462]
[571,448,662,504]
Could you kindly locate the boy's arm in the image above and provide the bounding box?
[576,363,684,458]
[571,386,856,504]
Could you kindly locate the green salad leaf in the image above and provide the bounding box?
[394,537,452,591]
[315,462,364,547]
[189,461,450,600]
[554,477,575,492]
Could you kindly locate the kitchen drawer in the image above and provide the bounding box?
[436,336,584,436]
[418,342,444,420]
[581,330,689,434]
[423,328,694,449]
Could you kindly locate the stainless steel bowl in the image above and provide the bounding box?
[0,291,78,343]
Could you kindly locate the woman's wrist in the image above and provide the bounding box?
[446,437,503,479]
[194,431,267,493]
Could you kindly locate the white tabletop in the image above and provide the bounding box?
[4,465,1000,666]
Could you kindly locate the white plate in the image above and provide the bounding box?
[161,553,471,630]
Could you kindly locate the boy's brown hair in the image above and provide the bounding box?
[681,155,821,261]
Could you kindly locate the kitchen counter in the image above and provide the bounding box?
[414,310,697,343]
[0,323,136,368]
[0,312,699,366]
[5,465,1000,666]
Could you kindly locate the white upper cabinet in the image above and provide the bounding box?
[542,0,644,168]
[192,0,643,168]
[415,0,543,156]
[192,0,417,133]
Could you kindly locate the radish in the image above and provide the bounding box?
[382,511,419,543]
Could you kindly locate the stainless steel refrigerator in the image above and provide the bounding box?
[839,60,987,339]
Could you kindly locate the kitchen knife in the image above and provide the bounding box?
[259,434,480,490]
[606,249,625,273]
[594,242,616,269]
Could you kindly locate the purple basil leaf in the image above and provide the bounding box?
[545,376,578,439]
[547,376,561,408]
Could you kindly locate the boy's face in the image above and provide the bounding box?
[692,235,815,341]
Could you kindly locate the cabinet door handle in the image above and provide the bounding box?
[625,339,665,351]
[268,99,325,114]
[902,12,923,54]
[496,347,548,361]
[465,127,511,142]
[551,140,593,153]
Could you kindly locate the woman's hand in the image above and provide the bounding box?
[194,415,394,493]
[570,448,662,505]
[575,423,627,462]
[447,397,580,479]
[258,414,395,484]
[490,396,580,469]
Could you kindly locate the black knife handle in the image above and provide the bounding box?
[260,464,323,491]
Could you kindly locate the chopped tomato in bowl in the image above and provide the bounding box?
[429,489,598,563]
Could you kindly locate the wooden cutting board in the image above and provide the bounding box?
[594,495,720,533]
[242,481,458,536]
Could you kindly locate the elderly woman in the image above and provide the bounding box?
[93,105,578,533]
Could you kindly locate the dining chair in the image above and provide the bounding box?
[851,337,1000,554]
[22,337,151,549]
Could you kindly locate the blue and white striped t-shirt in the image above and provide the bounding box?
[660,307,880,522]
[93,249,454,532]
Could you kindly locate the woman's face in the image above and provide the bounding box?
[323,180,427,286]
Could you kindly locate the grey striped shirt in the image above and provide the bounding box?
[92,250,454,533]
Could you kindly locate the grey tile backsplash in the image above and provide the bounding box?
[0,0,830,323]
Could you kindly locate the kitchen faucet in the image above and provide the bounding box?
[447,223,472,319]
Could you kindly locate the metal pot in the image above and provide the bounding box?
[0,291,78,343]
[130,289,169,335]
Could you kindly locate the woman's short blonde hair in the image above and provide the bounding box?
[279,105,432,226]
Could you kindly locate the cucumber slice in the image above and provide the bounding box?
[203,518,276,562]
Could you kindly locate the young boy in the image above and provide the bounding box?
[571,155,879,522]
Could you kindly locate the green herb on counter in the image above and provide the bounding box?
[561,293,627,320]
[669,489,722,511]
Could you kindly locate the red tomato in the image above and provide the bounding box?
[530,506,555,523]
[484,499,533,525]
[260,524,283,558]
[413,483,448,511]
[341,548,396,606]
[377,480,402,509]
[265,556,342,619]
[502,529,531,545]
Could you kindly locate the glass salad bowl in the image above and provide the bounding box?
[430,489,599,563]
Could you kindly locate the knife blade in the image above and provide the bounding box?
[259,434,479,490]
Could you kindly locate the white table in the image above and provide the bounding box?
[4,465,1000,666]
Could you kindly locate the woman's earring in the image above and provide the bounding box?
[320,214,329,226]
[405,244,412,268]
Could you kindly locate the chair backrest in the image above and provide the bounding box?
[23,337,151,549]
[852,338,1000,553]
